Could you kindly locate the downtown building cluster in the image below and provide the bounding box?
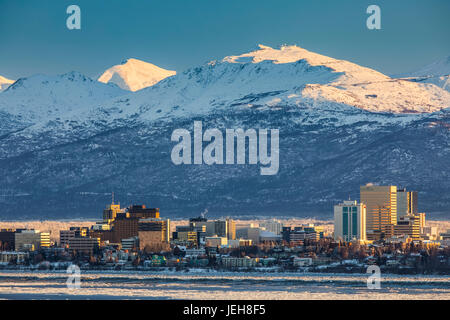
[0,191,449,272]
[333,184,438,243]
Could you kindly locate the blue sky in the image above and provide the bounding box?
[0,0,449,79]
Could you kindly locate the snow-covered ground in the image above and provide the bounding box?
[0,270,448,300]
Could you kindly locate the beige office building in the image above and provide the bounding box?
[360,184,397,241]
[386,215,421,240]
[138,218,170,250]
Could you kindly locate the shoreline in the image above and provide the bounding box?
[1,266,449,277]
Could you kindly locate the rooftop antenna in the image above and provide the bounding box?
[112,192,114,205]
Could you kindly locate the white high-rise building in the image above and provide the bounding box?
[334,200,367,242]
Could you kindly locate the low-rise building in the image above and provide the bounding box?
[205,236,228,247]
[121,236,139,251]
[185,248,206,257]
[421,226,438,241]
[68,237,100,254]
[259,230,281,242]
[282,226,321,245]
[0,251,28,264]
[440,230,450,241]
[228,239,253,248]
[172,226,199,246]
[236,226,261,244]
[0,229,16,251]
[293,257,313,267]
[385,215,421,240]
[221,256,259,268]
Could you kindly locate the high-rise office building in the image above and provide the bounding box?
[94,204,161,244]
[14,229,50,251]
[68,237,100,254]
[397,189,418,218]
[227,219,236,240]
[205,219,236,240]
[138,218,170,250]
[360,184,397,240]
[103,202,124,222]
[334,200,367,241]
[206,220,226,238]
[259,219,283,235]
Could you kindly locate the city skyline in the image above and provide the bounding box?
[1,0,449,304]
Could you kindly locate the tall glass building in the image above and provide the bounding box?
[360,184,397,241]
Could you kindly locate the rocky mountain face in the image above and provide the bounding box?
[0,45,449,219]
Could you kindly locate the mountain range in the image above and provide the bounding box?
[0,45,449,219]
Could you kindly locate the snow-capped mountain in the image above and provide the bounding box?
[98,58,176,92]
[0,71,127,123]
[90,44,450,122]
[219,44,449,113]
[404,55,450,92]
[0,45,449,218]
[0,75,14,91]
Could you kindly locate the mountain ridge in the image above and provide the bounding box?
[401,55,450,92]
[0,45,449,218]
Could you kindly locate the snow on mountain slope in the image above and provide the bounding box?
[0,75,14,91]
[2,45,449,139]
[404,55,450,92]
[0,71,127,123]
[98,58,176,92]
[11,44,448,142]
[224,45,450,113]
[1,45,450,218]
[86,44,450,125]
